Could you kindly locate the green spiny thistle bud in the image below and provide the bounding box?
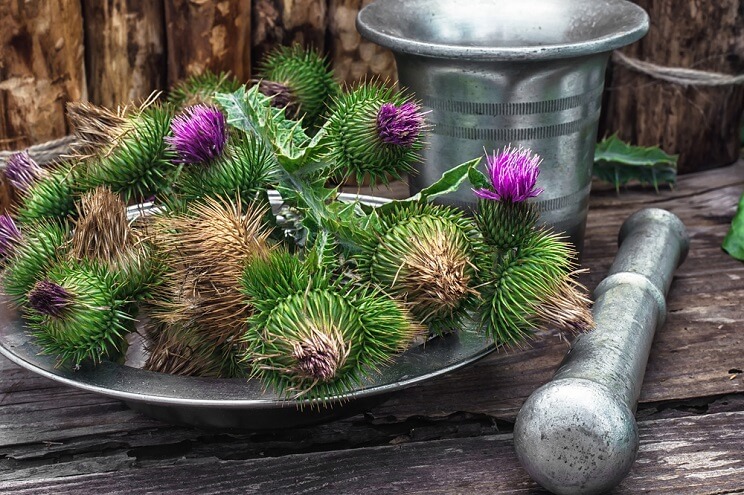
[240,250,422,399]
[478,228,593,345]
[24,260,132,367]
[3,220,69,305]
[326,82,425,186]
[70,101,177,202]
[167,70,242,109]
[475,199,540,252]
[175,133,277,208]
[355,202,481,333]
[15,162,82,225]
[258,44,339,129]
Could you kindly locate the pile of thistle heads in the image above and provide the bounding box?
[0,45,593,401]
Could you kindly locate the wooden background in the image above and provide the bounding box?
[0,0,742,169]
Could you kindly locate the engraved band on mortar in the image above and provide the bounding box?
[428,112,601,141]
[422,86,604,116]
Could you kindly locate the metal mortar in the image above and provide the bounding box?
[513,208,690,494]
[357,0,649,253]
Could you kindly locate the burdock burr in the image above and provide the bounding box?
[513,208,689,495]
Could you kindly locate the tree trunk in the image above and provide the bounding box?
[164,0,252,87]
[0,0,86,151]
[82,0,166,108]
[327,0,397,88]
[602,0,744,174]
[251,0,327,70]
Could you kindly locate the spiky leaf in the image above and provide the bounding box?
[723,192,744,261]
[593,134,677,192]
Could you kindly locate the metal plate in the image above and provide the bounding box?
[0,193,496,429]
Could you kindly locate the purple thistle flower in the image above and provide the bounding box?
[472,146,544,203]
[166,105,227,165]
[0,214,22,258]
[376,102,424,147]
[5,151,45,193]
[28,280,73,319]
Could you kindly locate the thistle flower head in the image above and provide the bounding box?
[0,214,22,258]
[474,146,544,203]
[327,83,425,185]
[67,101,130,159]
[28,280,73,319]
[167,105,227,165]
[5,151,46,193]
[376,102,424,147]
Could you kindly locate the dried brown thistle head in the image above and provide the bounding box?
[149,197,272,347]
[397,229,478,322]
[66,92,160,159]
[70,187,133,264]
[534,270,594,335]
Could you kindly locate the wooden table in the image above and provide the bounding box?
[1,162,743,494]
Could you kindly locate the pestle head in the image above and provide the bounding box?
[513,378,639,495]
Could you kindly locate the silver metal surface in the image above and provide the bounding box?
[0,193,496,430]
[357,0,649,254]
[513,208,689,495]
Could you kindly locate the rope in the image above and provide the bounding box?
[0,135,77,168]
[612,51,744,87]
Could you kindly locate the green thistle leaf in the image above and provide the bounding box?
[593,134,677,192]
[723,192,744,261]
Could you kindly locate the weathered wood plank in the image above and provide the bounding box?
[251,0,328,69]
[1,410,742,494]
[164,0,252,87]
[0,0,86,150]
[82,0,166,107]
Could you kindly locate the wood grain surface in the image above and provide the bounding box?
[82,0,166,108]
[1,161,743,493]
[601,0,744,173]
[0,0,86,151]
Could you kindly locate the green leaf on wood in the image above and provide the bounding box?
[723,192,744,261]
[593,134,678,192]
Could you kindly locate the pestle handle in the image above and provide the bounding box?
[513,208,689,495]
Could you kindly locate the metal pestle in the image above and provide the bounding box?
[513,208,689,495]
